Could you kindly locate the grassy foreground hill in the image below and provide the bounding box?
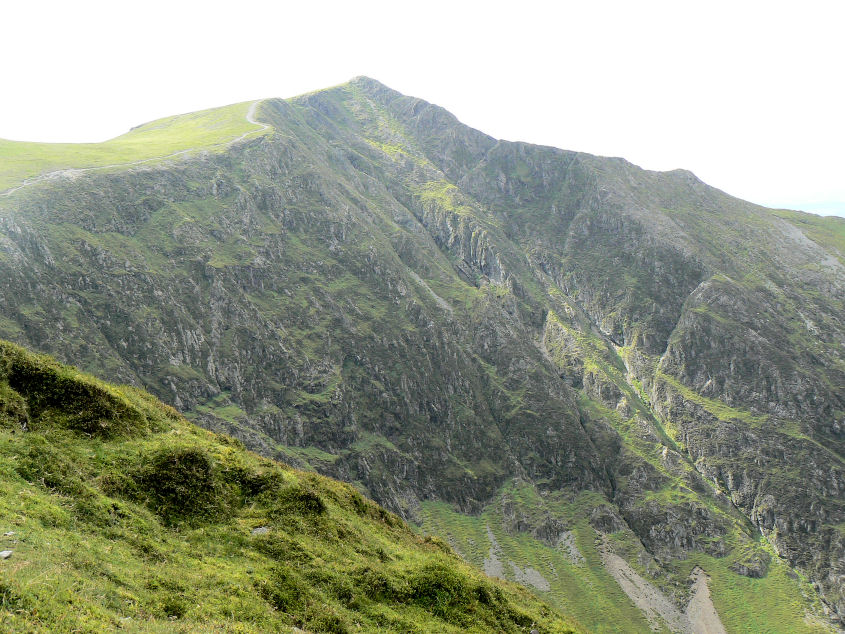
[0,340,576,633]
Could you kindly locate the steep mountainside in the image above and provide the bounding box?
[0,339,575,632]
[0,77,841,631]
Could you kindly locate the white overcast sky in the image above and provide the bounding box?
[2,0,844,215]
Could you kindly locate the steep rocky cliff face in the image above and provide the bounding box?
[0,77,841,631]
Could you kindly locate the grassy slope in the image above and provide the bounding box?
[0,101,268,192]
[418,492,654,634]
[770,208,845,264]
[419,479,827,634]
[0,340,577,633]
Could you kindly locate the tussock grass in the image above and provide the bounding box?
[0,340,576,632]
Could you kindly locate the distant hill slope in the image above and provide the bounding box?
[0,339,575,632]
[0,77,840,631]
[770,209,845,264]
[0,101,270,193]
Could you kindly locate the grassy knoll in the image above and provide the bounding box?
[0,340,576,633]
[687,549,828,634]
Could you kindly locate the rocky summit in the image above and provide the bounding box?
[0,77,842,632]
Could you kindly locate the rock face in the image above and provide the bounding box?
[0,77,842,628]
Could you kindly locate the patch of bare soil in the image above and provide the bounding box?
[598,537,726,633]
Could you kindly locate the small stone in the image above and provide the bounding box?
[251,526,270,536]
[3,532,14,537]
[0,550,12,559]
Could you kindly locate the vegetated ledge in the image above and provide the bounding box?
[0,340,577,633]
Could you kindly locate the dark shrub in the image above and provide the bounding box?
[254,533,312,563]
[352,566,399,601]
[256,567,308,613]
[271,484,327,516]
[232,466,285,498]
[0,341,152,438]
[0,382,29,430]
[15,437,85,495]
[407,561,472,622]
[309,610,349,633]
[0,582,28,611]
[135,447,229,524]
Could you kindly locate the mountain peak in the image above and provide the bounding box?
[347,74,388,88]
[1,77,842,630]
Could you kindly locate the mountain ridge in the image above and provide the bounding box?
[0,77,841,631]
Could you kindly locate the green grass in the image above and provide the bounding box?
[656,370,769,426]
[419,480,829,634]
[770,209,845,264]
[688,548,828,634]
[0,340,577,632]
[419,487,654,633]
[0,101,269,192]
